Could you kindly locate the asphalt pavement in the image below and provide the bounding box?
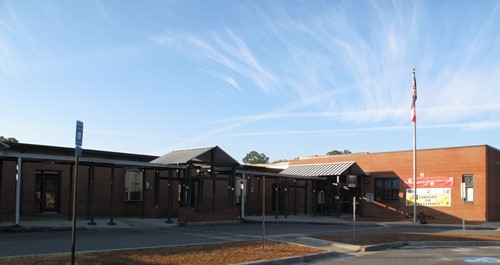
[0,215,499,264]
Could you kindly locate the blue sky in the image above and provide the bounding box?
[1,1,499,162]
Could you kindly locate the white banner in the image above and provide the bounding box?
[406,188,452,207]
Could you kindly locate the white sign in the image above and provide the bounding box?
[348,175,357,188]
[365,193,374,203]
[406,188,452,207]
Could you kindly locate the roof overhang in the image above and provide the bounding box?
[0,147,185,170]
[151,146,240,166]
[279,161,365,177]
[236,169,326,181]
[0,141,9,150]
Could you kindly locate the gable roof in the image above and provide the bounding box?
[151,146,240,166]
[280,161,365,177]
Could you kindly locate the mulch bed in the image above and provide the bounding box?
[0,240,323,265]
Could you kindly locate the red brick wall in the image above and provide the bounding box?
[177,207,239,224]
[290,145,491,221]
[487,147,500,221]
[244,176,311,216]
[2,145,497,222]
[1,161,17,215]
[0,161,183,219]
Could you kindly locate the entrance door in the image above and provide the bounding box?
[35,171,61,213]
[271,183,282,212]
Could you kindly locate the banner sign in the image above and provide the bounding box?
[406,188,451,207]
[404,176,454,188]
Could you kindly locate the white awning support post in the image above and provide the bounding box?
[15,157,22,226]
[240,173,245,219]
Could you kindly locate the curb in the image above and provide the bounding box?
[362,242,406,252]
[361,240,500,252]
[242,219,499,231]
[406,241,500,247]
[236,251,342,265]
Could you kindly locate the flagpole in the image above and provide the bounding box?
[412,68,417,223]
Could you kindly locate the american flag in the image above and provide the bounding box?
[411,70,417,122]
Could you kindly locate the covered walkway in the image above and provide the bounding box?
[0,142,186,227]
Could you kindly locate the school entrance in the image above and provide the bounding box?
[35,171,61,213]
[280,161,366,216]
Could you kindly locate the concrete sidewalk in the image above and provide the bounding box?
[1,214,499,231]
[243,214,500,230]
[0,217,179,231]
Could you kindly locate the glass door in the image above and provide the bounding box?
[35,171,61,213]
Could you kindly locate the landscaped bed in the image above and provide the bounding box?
[0,240,323,265]
[2,233,500,265]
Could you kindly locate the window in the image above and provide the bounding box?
[463,174,474,202]
[375,178,400,202]
[125,170,143,201]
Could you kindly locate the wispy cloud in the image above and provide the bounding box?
[150,1,499,151]
[199,68,243,92]
[93,0,113,24]
[208,105,500,125]
[150,91,335,155]
[223,121,500,138]
[0,39,18,75]
[149,29,277,94]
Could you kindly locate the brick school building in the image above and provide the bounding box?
[286,145,500,221]
[1,142,499,224]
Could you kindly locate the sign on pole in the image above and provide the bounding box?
[461,182,466,235]
[75,120,83,147]
[71,120,83,265]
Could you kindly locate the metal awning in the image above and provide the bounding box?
[279,161,365,177]
[151,146,239,166]
[0,142,185,169]
[236,169,326,180]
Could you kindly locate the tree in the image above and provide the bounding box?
[0,136,18,143]
[242,151,269,164]
[326,150,342,155]
[326,149,351,156]
[271,159,288,164]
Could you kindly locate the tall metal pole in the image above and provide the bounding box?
[240,174,245,220]
[71,153,79,265]
[15,157,22,226]
[166,169,173,223]
[353,196,356,243]
[71,120,83,265]
[413,117,417,222]
[88,165,96,225]
[262,176,266,250]
[108,166,116,226]
[412,68,417,223]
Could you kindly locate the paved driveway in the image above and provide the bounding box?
[305,246,500,265]
[0,223,384,257]
[0,222,498,258]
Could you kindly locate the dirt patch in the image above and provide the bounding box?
[339,216,486,225]
[314,232,500,246]
[0,241,323,265]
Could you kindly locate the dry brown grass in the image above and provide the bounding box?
[0,241,323,265]
[314,232,500,246]
[3,233,499,264]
